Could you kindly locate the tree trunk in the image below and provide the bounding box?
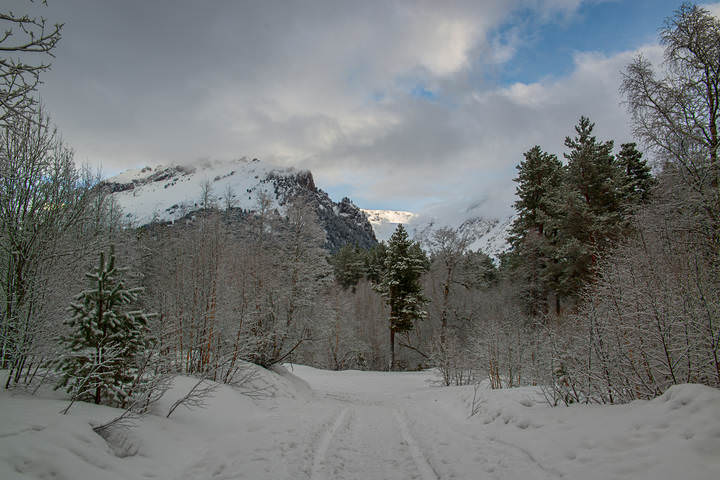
[390,328,395,371]
[555,294,561,316]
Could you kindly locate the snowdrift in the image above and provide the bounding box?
[466,382,720,480]
[0,363,311,480]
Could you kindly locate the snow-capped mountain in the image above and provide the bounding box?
[411,215,513,260]
[361,209,418,242]
[103,158,377,251]
[362,207,513,260]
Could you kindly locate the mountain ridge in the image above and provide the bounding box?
[361,208,512,260]
[103,158,377,252]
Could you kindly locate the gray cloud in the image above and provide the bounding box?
[18,0,665,216]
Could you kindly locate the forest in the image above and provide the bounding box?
[1,2,718,422]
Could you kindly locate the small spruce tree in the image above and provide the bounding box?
[56,246,153,407]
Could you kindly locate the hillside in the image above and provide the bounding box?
[103,158,377,251]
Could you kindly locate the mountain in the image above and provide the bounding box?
[361,209,418,242]
[411,215,513,260]
[103,158,377,252]
[362,208,513,260]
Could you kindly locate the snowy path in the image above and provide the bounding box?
[309,405,437,480]
[294,366,556,480]
[3,366,719,480]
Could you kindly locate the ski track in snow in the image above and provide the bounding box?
[310,407,350,480]
[393,409,439,480]
[302,370,553,480]
[313,405,427,480]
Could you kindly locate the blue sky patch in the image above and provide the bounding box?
[494,0,686,85]
[410,84,437,101]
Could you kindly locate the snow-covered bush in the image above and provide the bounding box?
[543,191,720,404]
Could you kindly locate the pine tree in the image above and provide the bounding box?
[552,116,626,305]
[507,145,564,315]
[372,224,429,370]
[616,142,655,204]
[56,246,153,407]
[509,146,564,242]
[330,244,367,291]
[364,242,388,285]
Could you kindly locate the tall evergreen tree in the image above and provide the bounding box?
[372,225,429,370]
[509,146,565,242]
[552,116,626,304]
[564,116,624,228]
[508,145,564,315]
[56,247,153,407]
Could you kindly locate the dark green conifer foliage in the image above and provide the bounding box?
[330,244,367,291]
[364,242,388,285]
[551,116,627,302]
[508,145,564,315]
[372,225,429,369]
[508,118,657,314]
[616,142,655,204]
[509,145,564,243]
[563,116,624,234]
[56,247,153,407]
[459,250,498,289]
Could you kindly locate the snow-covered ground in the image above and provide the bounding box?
[1,366,719,479]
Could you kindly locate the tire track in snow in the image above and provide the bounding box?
[310,407,350,480]
[393,409,440,480]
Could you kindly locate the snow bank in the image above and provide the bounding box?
[470,382,720,480]
[0,363,312,480]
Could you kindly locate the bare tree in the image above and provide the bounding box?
[427,225,476,347]
[542,183,720,405]
[0,109,95,383]
[222,183,237,218]
[199,178,216,210]
[621,3,720,241]
[0,2,63,127]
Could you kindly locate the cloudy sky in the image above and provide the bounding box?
[18,1,720,217]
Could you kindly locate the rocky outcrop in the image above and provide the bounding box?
[103,159,377,252]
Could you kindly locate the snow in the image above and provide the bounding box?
[362,207,513,260]
[362,209,419,243]
[106,158,291,226]
[2,366,719,479]
[465,215,513,259]
[362,210,418,227]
